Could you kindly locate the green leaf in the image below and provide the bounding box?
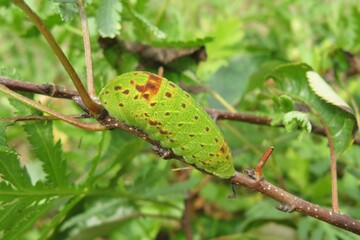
[123,2,166,40]
[283,111,312,133]
[96,0,122,38]
[0,198,52,240]
[276,95,295,112]
[0,123,32,190]
[23,121,68,188]
[268,63,357,155]
[57,0,78,22]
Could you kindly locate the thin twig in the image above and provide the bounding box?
[0,114,86,122]
[11,0,102,116]
[0,77,78,99]
[76,0,95,97]
[0,84,105,131]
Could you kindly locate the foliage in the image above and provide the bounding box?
[0,0,360,239]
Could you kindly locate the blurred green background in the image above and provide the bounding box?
[0,0,360,239]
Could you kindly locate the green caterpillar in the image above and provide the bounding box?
[99,71,235,179]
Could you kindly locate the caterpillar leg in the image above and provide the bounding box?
[228,182,237,199]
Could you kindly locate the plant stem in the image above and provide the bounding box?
[76,0,95,97]
[0,84,105,131]
[11,0,102,117]
[319,117,339,213]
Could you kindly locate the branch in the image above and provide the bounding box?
[99,114,360,235]
[230,171,360,235]
[1,76,359,145]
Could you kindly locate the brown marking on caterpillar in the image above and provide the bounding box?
[149,120,161,126]
[143,93,150,100]
[200,160,208,165]
[159,129,169,135]
[122,89,130,95]
[114,86,122,91]
[214,138,219,143]
[181,147,186,150]
[134,95,139,100]
[185,93,190,98]
[220,143,228,154]
[189,134,195,137]
[194,116,199,120]
[209,153,215,157]
[181,103,186,109]
[147,72,162,82]
[119,103,124,107]
[178,123,183,127]
[144,113,149,117]
[150,102,157,107]
[131,73,163,101]
[205,127,210,132]
[200,144,205,147]
[104,90,109,94]
[165,92,172,98]
[169,139,175,142]
[169,82,176,88]
[165,112,170,116]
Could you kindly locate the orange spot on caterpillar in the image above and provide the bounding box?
[132,73,163,101]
